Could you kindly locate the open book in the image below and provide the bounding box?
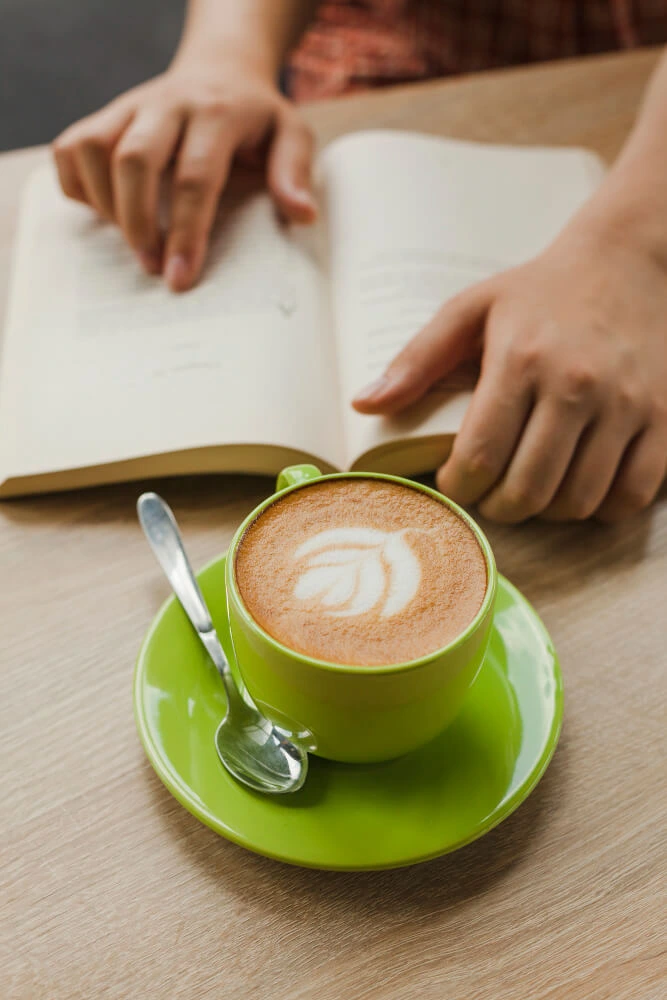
[0,130,604,497]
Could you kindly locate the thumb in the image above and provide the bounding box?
[352,280,494,415]
[267,109,317,223]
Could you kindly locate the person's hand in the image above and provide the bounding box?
[353,222,667,523]
[52,60,316,291]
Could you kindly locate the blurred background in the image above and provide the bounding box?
[0,0,185,150]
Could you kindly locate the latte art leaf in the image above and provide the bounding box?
[292,528,421,619]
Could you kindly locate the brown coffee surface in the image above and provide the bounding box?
[235,479,488,666]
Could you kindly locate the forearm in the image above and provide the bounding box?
[171,0,315,80]
[576,51,667,260]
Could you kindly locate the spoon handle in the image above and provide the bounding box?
[137,492,214,634]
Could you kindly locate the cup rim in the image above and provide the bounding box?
[227,471,497,676]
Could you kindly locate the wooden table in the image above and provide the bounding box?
[1,50,665,1000]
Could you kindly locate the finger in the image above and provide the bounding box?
[435,345,534,506]
[267,111,317,223]
[595,426,667,523]
[112,107,184,271]
[541,414,642,522]
[60,102,134,219]
[164,114,240,291]
[477,399,588,523]
[52,141,86,203]
[353,280,495,416]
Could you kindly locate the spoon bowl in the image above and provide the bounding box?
[214,718,306,795]
[137,492,308,795]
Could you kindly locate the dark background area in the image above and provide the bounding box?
[0,0,185,151]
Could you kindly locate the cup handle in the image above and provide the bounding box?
[276,464,322,492]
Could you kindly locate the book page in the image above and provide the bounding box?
[320,131,605,470]
[0,166,342,489]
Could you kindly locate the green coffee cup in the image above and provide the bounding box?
[226,465,497,763]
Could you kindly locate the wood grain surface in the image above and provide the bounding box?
[1,50,666,1000]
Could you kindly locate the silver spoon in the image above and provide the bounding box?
[137,492,308,794]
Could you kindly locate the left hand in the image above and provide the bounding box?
[353,220,667,523]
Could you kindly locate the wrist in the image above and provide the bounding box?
[564,180,667,274]
[170,36,279,84]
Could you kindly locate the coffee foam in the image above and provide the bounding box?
[292,527,422,619]
[235,479,488,666]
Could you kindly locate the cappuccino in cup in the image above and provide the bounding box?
[235,478,487,666]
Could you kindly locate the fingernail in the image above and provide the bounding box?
[354,374,392,404]
[138,250,161,275]
[294,188,316,208]
[290,188,317,218]
[165,254,189,291]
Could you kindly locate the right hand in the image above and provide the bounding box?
[52,61,317,291]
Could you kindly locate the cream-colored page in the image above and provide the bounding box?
[321,131,605,469]
[0,166,341,488]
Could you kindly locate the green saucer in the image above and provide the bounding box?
[134,556,563,870]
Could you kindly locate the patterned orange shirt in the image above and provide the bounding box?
[287,0,667,100]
